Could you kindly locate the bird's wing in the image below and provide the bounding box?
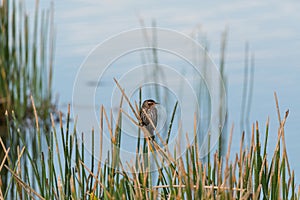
[140,109,149,126]
[147,107,157,127]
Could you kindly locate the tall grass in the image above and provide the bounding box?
[0,89,299,199]
[0,0,55,195]
[0,0,54,124]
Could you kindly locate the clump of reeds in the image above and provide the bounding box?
[0,0,54,124]
[0,87,299,199]
[0,0,55,194]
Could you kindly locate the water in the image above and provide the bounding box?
[32,0,300,182]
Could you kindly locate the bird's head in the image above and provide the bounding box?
[142,99,159,109]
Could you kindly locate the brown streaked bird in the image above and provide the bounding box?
[140,99,159,140]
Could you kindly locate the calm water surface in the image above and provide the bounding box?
[29,0,300,182]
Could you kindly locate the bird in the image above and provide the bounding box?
[140,99,159,140]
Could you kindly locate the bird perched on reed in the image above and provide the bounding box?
[140,99,158,140]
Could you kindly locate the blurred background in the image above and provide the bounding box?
[28,0,300,181]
